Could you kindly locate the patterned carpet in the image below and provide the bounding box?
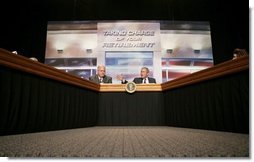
[0,126,249,157]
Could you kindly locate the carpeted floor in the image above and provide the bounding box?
[0,126,249,157]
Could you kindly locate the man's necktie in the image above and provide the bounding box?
[143,78,146,84]
[100,78,103,83]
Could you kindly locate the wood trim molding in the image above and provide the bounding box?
[0,48,249,92]
[0,48,100,91]
[99,84,162,92]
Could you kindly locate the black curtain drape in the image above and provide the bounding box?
[97,92,165,126]
[164,70,249,134]
[0,66,98,135]
[0,65,249,135]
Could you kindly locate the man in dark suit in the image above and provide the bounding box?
[89,65,112,84]
[117,67,156,84]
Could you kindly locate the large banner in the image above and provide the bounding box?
[97,22,160,51]
[97,22,161,83]
[45,20,213,83]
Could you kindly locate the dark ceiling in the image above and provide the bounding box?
[0,0,249,64]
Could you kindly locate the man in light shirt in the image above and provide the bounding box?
[89,65,112,84]
[117,67,156,84]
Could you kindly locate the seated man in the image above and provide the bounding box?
[89,65,112,84]
[117,67,156,84]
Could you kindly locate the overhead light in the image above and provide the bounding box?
[166,49,173,54]
[57,49,63,54]
[194,49,200,54]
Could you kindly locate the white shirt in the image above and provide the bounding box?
[98,76,103,83]
[143,78,149,84]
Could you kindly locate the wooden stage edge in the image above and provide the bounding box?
[0,48,249,92]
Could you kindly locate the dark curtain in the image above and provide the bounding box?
[0,65,249,135]
[164,70,249,134]
[0,66,98,135]
[97,92,165,126]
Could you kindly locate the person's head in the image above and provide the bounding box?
[97,65,106,78]
[140,67,149,79]
[233,48,248,59]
